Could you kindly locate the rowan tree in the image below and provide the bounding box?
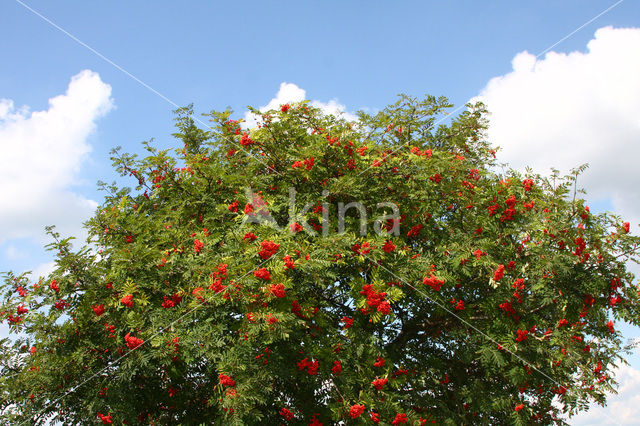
[1,95,639,425]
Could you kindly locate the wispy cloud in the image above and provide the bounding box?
[571,363,640,425]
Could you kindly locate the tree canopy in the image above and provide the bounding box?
[1,95,639,425]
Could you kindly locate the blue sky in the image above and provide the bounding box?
[2,1,640,423]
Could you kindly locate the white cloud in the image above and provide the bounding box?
[244,82,357,128]
[570,363,640,425]
[3,245,26,260]
[474,26,640,424]
[26,261,56,281]
[256,82,307,112]
[0,70,113,243]
[473,26,640,229]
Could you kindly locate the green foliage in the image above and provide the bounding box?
[1,95,639,425]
